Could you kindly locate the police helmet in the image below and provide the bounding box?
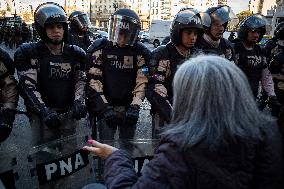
[69,11,91,32]
[108,9,141,46]
[238,14,268,42]
[205,5,238,32]
[170,8,209,45]
[34,2,68,42]
[274,21,284,40]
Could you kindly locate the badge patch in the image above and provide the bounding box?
[36,149,89,184]
[123,56,133,69]
[49,62,72,80]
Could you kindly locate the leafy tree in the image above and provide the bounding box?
[0,10,6,17]
[7,4,11,12]
[236,10,253,25]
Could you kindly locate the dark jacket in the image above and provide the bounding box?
[104,123,283,189]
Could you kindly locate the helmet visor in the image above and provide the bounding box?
[199,12,211,28]
[108,15,141,46]
[210,6,239,30]
[72,13,91,30]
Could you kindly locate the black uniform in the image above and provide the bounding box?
[0,48,19,143]
[234,41,269,97]
[68,31,94,51]
[196,36,235,61]
[86,38,150,139]
[21,24,31,43]
[265,38,278,60]
[14,41,86,114]
[269,47,284,105]
[147,42,200,118]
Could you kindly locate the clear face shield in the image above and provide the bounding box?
[72,13,91,31]
[108,15,141,46]
[210,6,239,31]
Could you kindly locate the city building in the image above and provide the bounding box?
[90,0,131,28]
[64,0,91,16]
[261,0,276,15]
[249,0,263,13]
[271,0,284,34]
[218,0,227,6]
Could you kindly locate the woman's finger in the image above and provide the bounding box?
[82,146,99,153]
[88,139,105,148]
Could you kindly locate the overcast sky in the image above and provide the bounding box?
[20,0,249,14]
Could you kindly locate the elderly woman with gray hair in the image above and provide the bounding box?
[84,55,283,189]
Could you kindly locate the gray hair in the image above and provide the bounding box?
[164,55,273,147]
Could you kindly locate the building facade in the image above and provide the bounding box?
[271,0,284,34]
[90,0,131,28]
[64,0,91,16]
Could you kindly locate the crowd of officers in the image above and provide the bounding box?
[0,22,36,49]
[0,2,284,161]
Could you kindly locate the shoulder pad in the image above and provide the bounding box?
[134,41,151,54]
[223,38,234,49]
[69,44,86,57]
[0,47,14,75]
[264,39,276,50]
[87,38,109,53]
[14,42,40,71]
[134,41,151,60]
[15,42,40,58]
[149,45,169,67]
[152,45,169,57]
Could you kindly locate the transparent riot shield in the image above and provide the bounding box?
[28,134,95,189]
[88,138,160,184]
[1,136,159,189]
[1,98,157,188]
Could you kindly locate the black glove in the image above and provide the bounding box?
[124,105,140,126]
[268,96,281,117]
[71,100,87,120]
[0,109,15,143]
[41,108,61,129]
[101,106,117,128]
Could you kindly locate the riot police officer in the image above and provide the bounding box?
[196,5,238,61]
[146,8,206,136]
[0,48,18,143]
[234,14,280,115]
[86,8,151,141]
[268,22,284,116]
[265,21,284,61]
[14,2,87,146]
[68,11,95,51]
[21,22,31,43]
